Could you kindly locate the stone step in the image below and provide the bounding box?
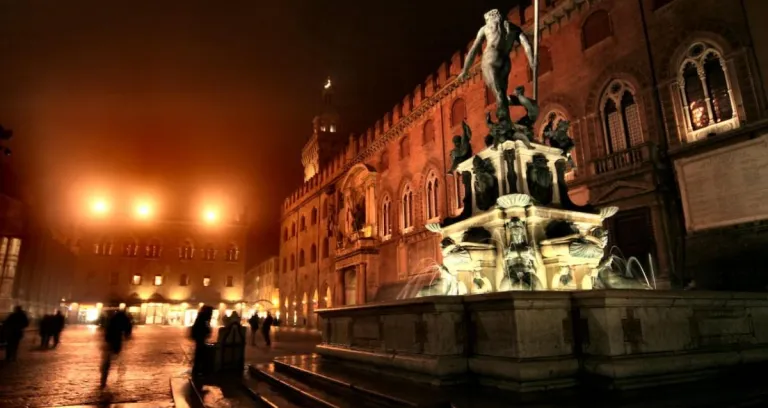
[272,354,451,408]
[248,363,356,408]
[242,368,302,408]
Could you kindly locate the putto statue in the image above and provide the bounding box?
[543,115,576,169]
[448,121,473,173]
[460,9,535,120]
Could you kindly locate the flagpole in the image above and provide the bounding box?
[532,0,540,101]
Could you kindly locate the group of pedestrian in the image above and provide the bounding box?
[38,310,65,349]
[248,311,274,347]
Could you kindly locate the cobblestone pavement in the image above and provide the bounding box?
[0,325,191,408]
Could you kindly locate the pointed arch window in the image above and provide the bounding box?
[203,243,216,261]
[95,238,113,256]
[451,98,467,127]
[601,80,643,153]
[322,238,330,259]
[310,244,317,263]
[678,42,738,141]
[311,207,318,225]
[423,120,435,145]
[401,184,414,231]
[299,249,306,267]
[226,244,239,262]
[122,239,138,257]
[381,195,392,238]
[300,215,306,231]
[399,136,410,160]
[180,240,194,260]
[582,10,612,50]
[425,172,440,221]
[145,239,162,259]
[291,222,296,237]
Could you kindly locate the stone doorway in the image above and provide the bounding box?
[343,267,357,306]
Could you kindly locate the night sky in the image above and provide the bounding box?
[0,0,514,261]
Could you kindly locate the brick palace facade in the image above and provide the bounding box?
[279,0,768,327]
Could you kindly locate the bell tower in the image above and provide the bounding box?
[302,78,342,181]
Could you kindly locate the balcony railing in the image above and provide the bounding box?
[592,142,654,176]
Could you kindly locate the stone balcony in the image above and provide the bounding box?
[591,142,655,177]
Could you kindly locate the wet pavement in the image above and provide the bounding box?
[0,325,190,408]
[0,324,320,408]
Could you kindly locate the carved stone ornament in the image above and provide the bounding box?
[473,156,499,211]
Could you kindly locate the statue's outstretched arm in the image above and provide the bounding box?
[460,28,485,78]
[518,31,535,70]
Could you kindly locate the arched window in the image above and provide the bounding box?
[399,136,410,160]
[180,240,194,260]
[601,80,643,153]
[425,172,440,221]
[291,222,296,237]
[226,244,239,262]
[380,149,389,171]
[381,195,392,237]
[290,254,295,270]
[310,244,317,263]
[283,257,287,273]
[423,120,435,145]
[541,111,577,173]
[300,215,306,231]
[322,238,330,259]
[311,207,318,225]
[401,184,414,230]
[145,238,162,259]
[203,243,216,261]
[678,42,737,139]
[299,249,306,267]
[95,238,113,256]
[122,238,137,257]
[451,98,467,127]
[582,10,612,50]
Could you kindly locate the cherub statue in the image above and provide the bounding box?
[509,86,539,129]
[543,116,576,169]
[486,112,534,150]
[448,121,473,173]
[459,9,535,120]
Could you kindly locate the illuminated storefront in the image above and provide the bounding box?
[66,300,244,326]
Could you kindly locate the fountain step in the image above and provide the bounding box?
[272,354,451,408]
[248,363,355,408]
[242,367,302,408]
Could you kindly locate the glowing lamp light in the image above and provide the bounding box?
[324,78,332,89]
[136,202,152,219]
[91,199,110,215]
[204,209,218,224]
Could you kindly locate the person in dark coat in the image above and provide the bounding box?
[190,306,213,377]
[261,312,274,347]
[100,310,133,388]
[3,306,29,361]
[39,314,54,349]
[248,314,259,346]
[51,310,65,348]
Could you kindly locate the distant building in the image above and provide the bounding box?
[0,164,75,318]
[278,0,768,327]
[243,256,279,319]
[68,214,248,325]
